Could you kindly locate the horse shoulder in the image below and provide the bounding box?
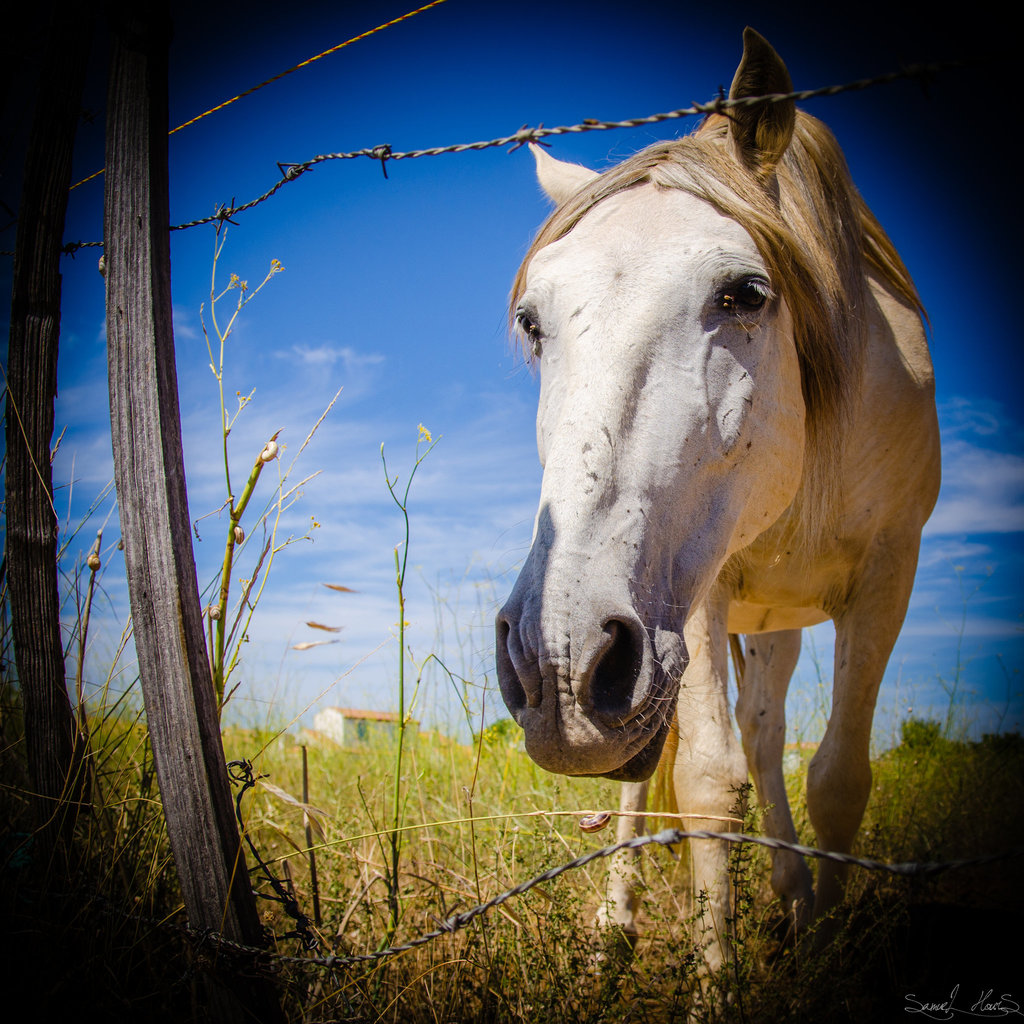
[844,275,941,527]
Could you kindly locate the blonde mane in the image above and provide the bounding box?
[510,111,924,528]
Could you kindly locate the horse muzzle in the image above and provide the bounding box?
[495,588,682,781]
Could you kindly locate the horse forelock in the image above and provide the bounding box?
[510,110,924,541]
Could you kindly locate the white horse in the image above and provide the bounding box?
[496,28,940,967]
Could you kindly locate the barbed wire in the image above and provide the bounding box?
[43,793,1019,976]
[194,823,1020,973]
[227,759,319,951]
[48,57,964,256]
[67,0,450,192]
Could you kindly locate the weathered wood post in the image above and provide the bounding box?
[5,6,92,858]
[103,8,284,1019]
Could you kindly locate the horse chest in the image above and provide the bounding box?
[721,543,852,633]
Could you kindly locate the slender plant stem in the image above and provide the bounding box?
[380,427,439,943]
[74,531,102,731]
[211,434,279,708]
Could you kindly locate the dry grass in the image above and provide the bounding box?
[2,698,1020,1023]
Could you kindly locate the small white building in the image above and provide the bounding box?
[313,707,417,748]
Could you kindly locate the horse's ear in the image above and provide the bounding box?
[530,143,600,205]
[727,27,796,176]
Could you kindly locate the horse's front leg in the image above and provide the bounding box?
[674,597,747,972]
[806,535,922,922]
[595,779,649,951]
[735,628,814,933]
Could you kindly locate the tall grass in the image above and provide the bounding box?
[377,425,440,947]
[3,667,1020,1023]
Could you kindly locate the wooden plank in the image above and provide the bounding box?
[4,6,91,853]
[103,10,284,1018]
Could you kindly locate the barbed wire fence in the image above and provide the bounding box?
[95,763,1024,975]
[4,57,966,257]
[64,0,453,194]
[161,58,964,234]
[38,747,1017,983]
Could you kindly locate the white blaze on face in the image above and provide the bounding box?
[498,184,805,780]
[527,187,803,575]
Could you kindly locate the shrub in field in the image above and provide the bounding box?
[899,716,945,750]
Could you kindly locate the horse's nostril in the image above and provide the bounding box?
[591,618,644,723]
[496,616,528,713]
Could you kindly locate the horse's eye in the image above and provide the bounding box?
[516,308,543,355]
[719,279,770,313]
[516,309,539,335]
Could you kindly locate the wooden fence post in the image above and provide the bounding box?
[4,6,92,858]
[103,9,284,1019]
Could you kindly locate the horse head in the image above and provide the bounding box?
[496,29,808,781]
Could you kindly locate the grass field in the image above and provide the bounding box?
[2,686,1021,1023]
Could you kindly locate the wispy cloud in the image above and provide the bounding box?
[287,344,385,369]
[917,538,992,569]
[173,305,200,341]
[925,397,1024,536]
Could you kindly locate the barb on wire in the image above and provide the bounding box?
[214,199,240,227]
[370,144,393,179]
[277,162,306,181]
[49,57,967,252]
[507,124,548,153]
[226,760,319,951]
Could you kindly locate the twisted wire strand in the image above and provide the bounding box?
[196,825,1021,972]
[49,58,963,254]
[66,0,450,192]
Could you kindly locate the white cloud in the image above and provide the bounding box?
[939,395,1015,441]
[917,538,992,569]
[925,438,1024,536]
[287,343,385,369]
[920,397,1024,537]
[173,305,200,341]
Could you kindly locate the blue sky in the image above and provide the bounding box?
[2,1,1020,747]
